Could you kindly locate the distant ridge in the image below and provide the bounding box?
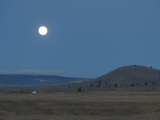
[0,74,89,85]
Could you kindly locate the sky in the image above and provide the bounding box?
[0,0,160,78]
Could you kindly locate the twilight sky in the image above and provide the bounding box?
[0,0,160,78]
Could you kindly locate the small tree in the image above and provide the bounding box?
[144,82,148,86]
[130,83,134,87]
[114,83,118,88]
[106,82,108,85]
[99,82,101,86]
[98,80,102,86]
[77,87,82,92]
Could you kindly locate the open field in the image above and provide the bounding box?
[0,92,160,120]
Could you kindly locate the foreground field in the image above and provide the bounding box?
[0,92,160,120]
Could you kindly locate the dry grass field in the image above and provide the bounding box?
[0,91,160,120]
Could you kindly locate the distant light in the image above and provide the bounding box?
[38,26,48,35]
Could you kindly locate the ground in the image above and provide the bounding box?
[0,91,160,120]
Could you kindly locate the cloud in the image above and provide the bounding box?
[0,70,70,76]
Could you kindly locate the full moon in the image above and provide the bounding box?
[38,26,48,35]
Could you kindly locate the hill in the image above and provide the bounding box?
[76,65,160,91]
[0,74,89,85]
[92,65,160,85]
[67,65,160,92]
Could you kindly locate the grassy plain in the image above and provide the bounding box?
[0,91,160,120]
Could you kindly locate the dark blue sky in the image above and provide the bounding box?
[0,0,160,78]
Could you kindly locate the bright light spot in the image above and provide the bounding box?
[38,26,48,35]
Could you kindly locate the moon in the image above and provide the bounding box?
[38,26,48,35]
